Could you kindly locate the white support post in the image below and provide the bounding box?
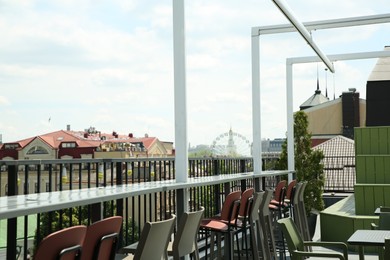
[251,30,262,176]
[286,61,294,183]
[172,0,188,221]
[173,0,188,184]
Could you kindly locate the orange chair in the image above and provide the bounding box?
[283,179,297,217]
[82,216,123,260]
[235,188,254,258]
[269,180,287,219]
[34,225,87,260]
[200,190,241,259]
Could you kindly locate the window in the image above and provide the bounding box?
[4,144,18,150]
[61,142,76,148]
[27,146,49,155]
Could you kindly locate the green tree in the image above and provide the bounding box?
[277,111,325,214]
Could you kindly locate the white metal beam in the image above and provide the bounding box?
[271,0,335,72]
[285,50,390,182]
[251,10,390,183]
[287,50,390,65]
[253,13,390,35]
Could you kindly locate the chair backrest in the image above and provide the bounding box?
[260,189,273,216]
[378,212,390,230]
[238,188,254,217]
[81,216,123,260]
[220,190,242,221]
[385,238,390,260]
[134,214,176,260]
[34,225,87,260]
[277,217,305,253]
[172,207,205,258]
[274,180,287,202]
[286,180,297,201]
[249,192,264,222]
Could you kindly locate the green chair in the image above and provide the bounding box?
[371,212,390,230]
[384,238,390,260]
[277,217,348,260]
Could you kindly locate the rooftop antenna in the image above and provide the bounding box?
[325,68,328,98]
[316,63,320,93]
[333,69,336,100]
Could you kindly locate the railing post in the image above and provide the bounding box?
[116,162,124,217]
[116,161,124,248]
[213,159,221,215]
[240,159,247,192]
[91,160,103,222]
[7,164,18,260]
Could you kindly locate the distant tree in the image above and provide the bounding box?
[277,111,325,214]
[188,149,213,158]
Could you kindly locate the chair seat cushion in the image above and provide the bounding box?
[200,219,228,232]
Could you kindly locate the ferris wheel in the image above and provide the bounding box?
[211,128,252,157]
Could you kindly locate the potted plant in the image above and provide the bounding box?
[277,111,325,238]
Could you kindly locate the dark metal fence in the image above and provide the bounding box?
[322,156,355,193]
[1,157,276,259]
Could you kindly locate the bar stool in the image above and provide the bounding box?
[234,188,254,259]
[269,180,287,220]
[200,190,241,259]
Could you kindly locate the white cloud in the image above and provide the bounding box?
[0,96,10,105]
[0,0,389,146]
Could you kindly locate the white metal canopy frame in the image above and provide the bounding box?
[171,0,390,214]
[251,7,390,182]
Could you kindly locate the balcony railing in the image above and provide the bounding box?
[0,157,283,260]
[0,156,353,259]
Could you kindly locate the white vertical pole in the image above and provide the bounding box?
[172,0,188,184]
[172,0,188,229]
[286,61,294,182]
[251,31,262,176]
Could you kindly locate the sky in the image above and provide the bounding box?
[1,0,390,148]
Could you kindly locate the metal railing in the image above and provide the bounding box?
[322,156,355,192]
[0,155,353,259]
[1,157,286,260]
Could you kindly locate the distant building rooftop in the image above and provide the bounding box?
[300,85,329,110]
[368,46,390,81]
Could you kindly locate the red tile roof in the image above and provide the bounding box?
[2,130,160,151]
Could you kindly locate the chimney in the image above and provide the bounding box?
[128,133,133,138]
[342,89,360,139]
[66,125,71,131]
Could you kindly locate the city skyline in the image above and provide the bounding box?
[1,1,389,146]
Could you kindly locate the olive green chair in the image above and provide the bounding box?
[384,238,390,260]
[277,217,348,260]
[371,212,390,230]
